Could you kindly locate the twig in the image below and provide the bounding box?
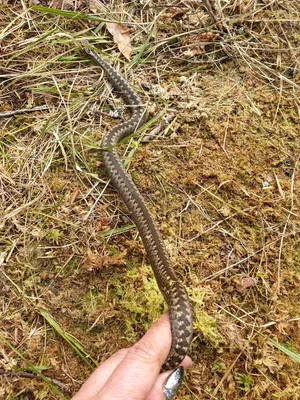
[277,159,297,294]
[202,0,224,32]
[202,230,297,282]
[171,56,230,65]
[2,189,45,221]
[0,368,71,393]
[213,352,242,396]
[0,105,49,118]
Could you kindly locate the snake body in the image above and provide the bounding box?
[82,40,193,370]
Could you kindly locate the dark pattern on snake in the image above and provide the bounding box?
[82,40,193,370]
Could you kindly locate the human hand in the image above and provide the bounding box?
[71,312,192,400]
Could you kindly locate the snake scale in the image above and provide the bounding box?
[82,40,193,371]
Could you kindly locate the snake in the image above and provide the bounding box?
[81,40,193,371]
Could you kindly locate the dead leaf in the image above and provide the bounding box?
[160,4,188,21]
[94,216,111,231]
[69,187,79,205]
[106,22,132,60]
[43,93,55,105]
[89,0,106,13]
[180,32,220,57]
[99,216,110,226]
[84,248,127,270]
[0,103,12,112]
[235,277,257,293]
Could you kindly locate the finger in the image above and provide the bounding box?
[95,312,173,400]
[146,356,193,400]
[71,348,129,400]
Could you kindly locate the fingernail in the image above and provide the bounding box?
[163,366,184,400]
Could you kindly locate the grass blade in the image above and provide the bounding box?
[1,336,67,399]
[268,338,300,363]
[39,309,98,368]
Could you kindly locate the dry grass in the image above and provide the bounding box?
[1,0,300,399]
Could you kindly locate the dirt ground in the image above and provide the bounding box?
[0,1,299,399]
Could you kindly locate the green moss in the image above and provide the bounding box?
[211,358,226,375]
[107,266,165,341]
[45,229,62,244]
[235,373,253,392]
[193,309,221,348]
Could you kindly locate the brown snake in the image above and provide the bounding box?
[82,40,193,371]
